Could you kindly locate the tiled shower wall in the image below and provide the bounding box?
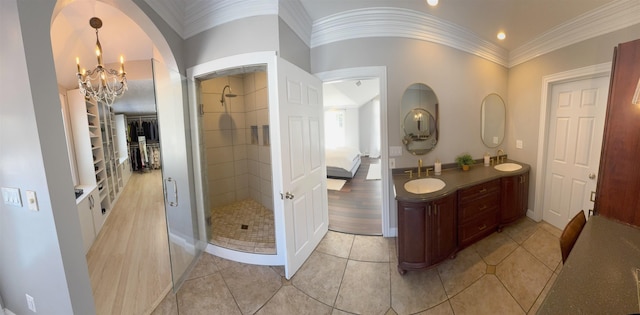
[201,72,272,211]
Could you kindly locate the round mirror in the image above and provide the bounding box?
[480,93,505,148]
[401,83,439,155]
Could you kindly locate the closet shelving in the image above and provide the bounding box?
[68,88,124,251]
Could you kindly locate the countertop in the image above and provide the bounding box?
[538,215,640,314]
[393,160,530,202]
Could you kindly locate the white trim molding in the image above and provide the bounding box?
[533,62,612,221]
[314,66,393,237]
[279,0,313,47]
[509,0,640,67]
[145,0,278,39]
[311,7,510,67]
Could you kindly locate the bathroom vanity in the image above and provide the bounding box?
[394,160,530,274]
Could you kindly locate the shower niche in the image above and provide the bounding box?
[199,65,276,254]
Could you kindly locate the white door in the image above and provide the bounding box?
[543,76,609,229]
[275,58,328,279]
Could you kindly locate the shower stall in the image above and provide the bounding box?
[200,67,276,254]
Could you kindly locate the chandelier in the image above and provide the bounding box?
[76,17,127,105]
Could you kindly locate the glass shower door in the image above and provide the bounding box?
[152,59,202,291]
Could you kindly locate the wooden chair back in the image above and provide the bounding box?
[560,210,587,263]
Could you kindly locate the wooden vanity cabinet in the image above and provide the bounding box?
[500,171,529,228]
[457,179,500,249]
[397,193,457,274]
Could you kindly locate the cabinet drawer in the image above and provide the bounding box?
[458,210,499,248]
[458,179,500,203]
[458,193,500,223]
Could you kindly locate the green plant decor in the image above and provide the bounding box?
[455,154,475,168]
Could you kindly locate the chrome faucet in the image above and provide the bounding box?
[496,149,505,164]
[418,159,423,178]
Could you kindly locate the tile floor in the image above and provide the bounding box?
[154,217,562,315]
[210,199,276,254]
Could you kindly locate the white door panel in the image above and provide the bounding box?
[543,76,609,229]
[276,57,328,278]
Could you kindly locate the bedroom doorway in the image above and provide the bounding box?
[323,78,383,235]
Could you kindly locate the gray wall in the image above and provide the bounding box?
[184,15,279,69]
[1,1,94,313]
[359,98,381,158]
[278,18,311,72]
[312,37,508,229]
[506,24,640,215]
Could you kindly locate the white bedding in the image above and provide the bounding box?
[326,147,361,170]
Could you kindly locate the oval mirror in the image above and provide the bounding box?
[401,83,439,155]
[480,93,506,148]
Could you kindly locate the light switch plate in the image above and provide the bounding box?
[516,140,523,149]
[390,146,402,157]
[2,187,22,207]
[389,158,396,169]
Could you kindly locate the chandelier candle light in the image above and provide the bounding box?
[76,17,127,105]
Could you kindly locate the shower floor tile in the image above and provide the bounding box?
[210,199,276,254]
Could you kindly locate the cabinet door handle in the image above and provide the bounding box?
[479,205,487,211]
[479,188,487,193]
[478,224,487,231]
[427,205,431,216]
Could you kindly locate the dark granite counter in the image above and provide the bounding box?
[393,159,530,202]
[538,215,640,314]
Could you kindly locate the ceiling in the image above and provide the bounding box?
[50,0,631,112]
[324,79,380,109]
[298,0,615,51]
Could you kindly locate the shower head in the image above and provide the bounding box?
[220,85,237,106]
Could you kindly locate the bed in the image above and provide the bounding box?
[326,147,361,178]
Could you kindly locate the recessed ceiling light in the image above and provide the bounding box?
[427,0,438,7]
[497,32,506,40]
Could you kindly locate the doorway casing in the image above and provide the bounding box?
[534,62,611,222]
[315,67,391,236]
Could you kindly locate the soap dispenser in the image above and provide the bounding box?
[484,152,490,167]
[434,159,442,175]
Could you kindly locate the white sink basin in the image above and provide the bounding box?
[494,163,522,172]
[404,178,446,194]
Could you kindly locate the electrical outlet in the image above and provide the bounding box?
[389,158,396,169]
[26,294,36,312]
[516,140,523,149]
[26,190,38,211]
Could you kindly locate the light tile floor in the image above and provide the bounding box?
[210,199,276,254]
[154,217,561,315]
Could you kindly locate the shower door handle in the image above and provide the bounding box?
[164,177,178,207]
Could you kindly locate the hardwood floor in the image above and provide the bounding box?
[86,170,171,315]
[328,157,383,235]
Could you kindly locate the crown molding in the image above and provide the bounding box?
[145,0,278,39]
[183,0,278,38]
[279,0,313,47]
[143,0,185,38]
[310,7,510,67]
[509,0,640,67]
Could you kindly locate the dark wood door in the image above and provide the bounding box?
[500,171,529,226]
[430,193,457,263]
[396,201,428,270]
[595,39,640,227]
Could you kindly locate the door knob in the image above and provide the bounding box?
[588,173,596,180]
[285,192,295,200]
